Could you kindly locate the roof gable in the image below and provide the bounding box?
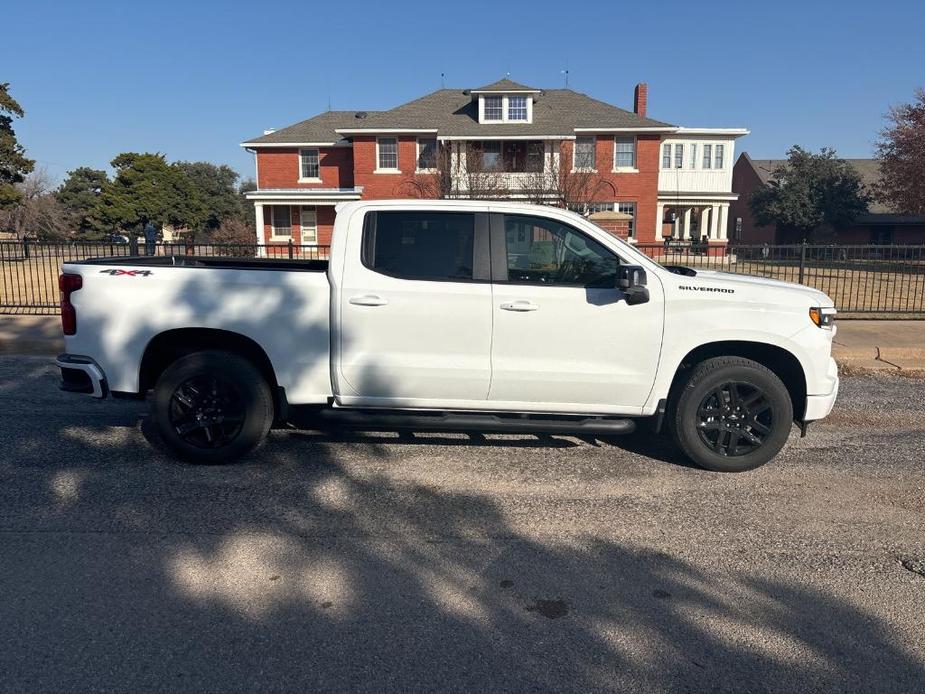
[470,78,541,93]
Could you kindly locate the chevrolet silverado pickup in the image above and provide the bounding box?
[55,200,839,471]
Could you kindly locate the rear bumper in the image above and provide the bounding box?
[804,358,839,421]
[55,354,108,399]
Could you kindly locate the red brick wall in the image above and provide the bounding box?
[256,147,354,189]
[352,136,425,198]
[560,134,661,243]
[729,156,776,244]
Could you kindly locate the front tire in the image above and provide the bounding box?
[152,350,273,464]
[671,357,793,472]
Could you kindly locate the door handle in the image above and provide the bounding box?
[349,294,388,307]
[500,301,538,312]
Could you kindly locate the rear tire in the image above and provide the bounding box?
[152,350,273,464]
[671,357,793,472]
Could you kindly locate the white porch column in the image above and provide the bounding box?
[656,203,665,239]
[710,204,720,238]
[254,203,265,257]
[672,211,680,239]
[718,204,729,240]
[682,207,692,240]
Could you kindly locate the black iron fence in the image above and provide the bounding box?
[0,239,330,314]
[1,239,923,316]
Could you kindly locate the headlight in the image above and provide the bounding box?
[809,306,837,328]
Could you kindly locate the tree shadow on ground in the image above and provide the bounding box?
[0,359,923,692]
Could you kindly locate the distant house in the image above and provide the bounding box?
[730,153,925,244]
[241,79,747,249]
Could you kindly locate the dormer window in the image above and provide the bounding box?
[508,96,527,121]
[484,96,503,121]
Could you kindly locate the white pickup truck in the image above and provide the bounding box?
[55,200,839,472]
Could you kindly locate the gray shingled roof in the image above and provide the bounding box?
[243,87,673,144]
[470,78,540,92]
[336,88,672,136]
[748,157,891,213]
[243,110,383,145]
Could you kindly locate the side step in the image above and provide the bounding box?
[295,408,636,436]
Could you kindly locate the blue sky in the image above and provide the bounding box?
[6,0,924,183]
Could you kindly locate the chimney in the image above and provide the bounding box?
[633,83,648,118]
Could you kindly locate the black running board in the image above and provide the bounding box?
[295,408,636,436]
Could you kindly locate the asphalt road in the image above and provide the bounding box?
[1,356,923,693]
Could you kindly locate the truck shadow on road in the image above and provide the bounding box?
[1,360,923,692]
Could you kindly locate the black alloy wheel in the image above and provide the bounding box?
[168,374,246,449]
[695,381,774,457]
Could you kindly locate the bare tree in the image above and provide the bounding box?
[406,142,510,200]
[0,168,70,240]
[522,142,614,212]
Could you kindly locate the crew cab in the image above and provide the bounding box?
[55,200,839,471]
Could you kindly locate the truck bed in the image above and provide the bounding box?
[74,255,329,273]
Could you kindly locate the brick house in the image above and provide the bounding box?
[730,153,925,244]
[241,79,748,249]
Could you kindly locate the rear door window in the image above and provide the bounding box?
[364,211,475,281]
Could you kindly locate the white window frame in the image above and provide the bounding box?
[703,144,713,169]
[479,94,533,123]
[375,137,399,173]
[298,148,321,182]
[613,136,637,171]
[573,135,597,172]
[674,143,684,169]
[270,205,292,240]
[507,95,528,121]
[661,143,672,169]
[416,137,438,172]
[299,206,318,244]
[714,144,725,170]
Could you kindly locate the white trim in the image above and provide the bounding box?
[246,189,362,203]
[478,94,534,124]
[240,141,338,148]
[673,127,750,136]
[335,128,438,135]
[376,136,399,173]
[253,203,264,252]
[298,178,324,183]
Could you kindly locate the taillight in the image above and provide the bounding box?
[59,273,82,336]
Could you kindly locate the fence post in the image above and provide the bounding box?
[288,238,294,259]
[129,236,138,255]
[22,237,30,259]
[798,241,807,285]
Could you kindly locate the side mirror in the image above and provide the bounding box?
[617,265,649,305]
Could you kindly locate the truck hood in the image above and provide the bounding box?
[691,270,834,307]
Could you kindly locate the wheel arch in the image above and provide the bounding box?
[666,340,807,421]
[138,328,282,412]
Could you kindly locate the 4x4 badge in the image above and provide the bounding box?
[99,269,153,277]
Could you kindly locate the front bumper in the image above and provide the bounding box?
[804,358,839,421]
[55,354,108,399]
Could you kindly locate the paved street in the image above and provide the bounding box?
[1,355,923,692]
